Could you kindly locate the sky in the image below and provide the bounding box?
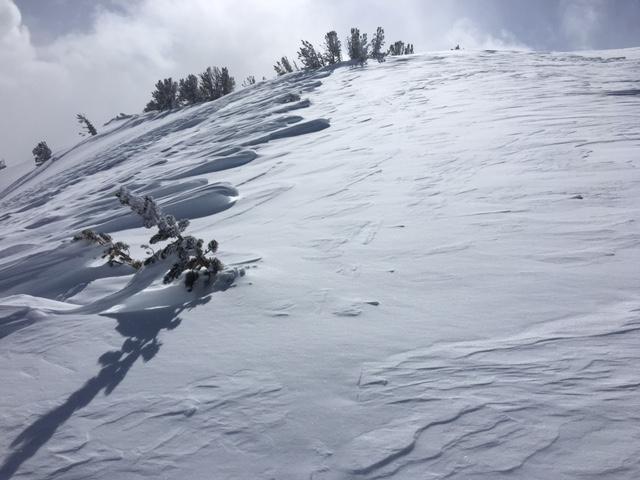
[1,0,639,167]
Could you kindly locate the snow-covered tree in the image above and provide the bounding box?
[297,40,325,70]
[220,67,236,95]
[0,159,6,170]
[76,113,98,136]
[347,27,368,65]
[370,27,386,62]
[199,66,219,101]
[115,187,225,290]
[199,66,234,101]
[74,229,142,269]
[144,78,178,112]
[32,141,52,166]
[388,41,414,56]
[242,75,256,87]
[323,30,342,64]
[178,74,201,105]
[274,56,294,76]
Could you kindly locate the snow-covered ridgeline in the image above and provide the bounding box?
[1,49,640,479]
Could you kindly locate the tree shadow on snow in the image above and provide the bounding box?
[0,294,213,479]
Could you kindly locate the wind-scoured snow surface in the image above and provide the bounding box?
[1,49,640,479]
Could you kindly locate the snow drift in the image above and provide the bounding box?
[1,49,640,479]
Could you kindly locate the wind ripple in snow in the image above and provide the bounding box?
[325,308,640,479]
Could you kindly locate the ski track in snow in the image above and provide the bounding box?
[1,49,640,479]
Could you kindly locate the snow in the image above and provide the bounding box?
[1,48,640,479]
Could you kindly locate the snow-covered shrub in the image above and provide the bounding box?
[323,31,342,64]
[73,229,142,269]
[75,188,232,290]
[32,141,52,166]
[370,27,386,63]
[242,76,256,87]
[178,74,201,105]
[144,78,178,112]
[297,40,325,70]
[388,41,414,56]
[115,187,225,290]
[347,27,368,65]
[220,67,236,96]
[76,113,98,136]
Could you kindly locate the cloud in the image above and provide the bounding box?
[560,0,604,49]
[445,18,530,51]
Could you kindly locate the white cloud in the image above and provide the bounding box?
[445,18,530,51]
[560,0,603,49]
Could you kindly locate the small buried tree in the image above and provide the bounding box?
[77,113,98,136]
[75,188,245,291]
[388,41,414,56]
[242,75,256,87]
[274,56,295,76]
[33,141,52,166]
[114,187,225,290]
[73,229,142,269]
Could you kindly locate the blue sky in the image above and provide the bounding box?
[2,0,639,165]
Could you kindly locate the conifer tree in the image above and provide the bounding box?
[220,67,236,95]
[199,66,219,101]
[32,141,52,166]
[282,56,294,73]
[274,56,294,76]
[273,62,285,76]
[115,187,225,289]
[370,27,386,62]
[242,76,256,87]
[323,30,342,64]
[388,40,404,56]
[388,41,414,56]
[76,113,98,136]
[144,78,178,112]
[347,27,368,65]
[178,74,201,105]
[297,40,325,70]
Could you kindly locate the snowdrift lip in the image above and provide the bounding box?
[605,89,640,96]
[164,150,258,180]
[243,118,330,146]
[92,183,239,233]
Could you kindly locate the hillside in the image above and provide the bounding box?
[1,49,640,479]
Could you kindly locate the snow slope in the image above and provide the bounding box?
[1,48,640,479]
